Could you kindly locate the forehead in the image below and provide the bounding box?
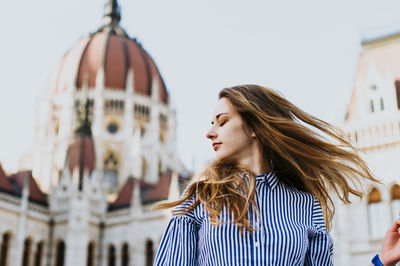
[213,97,233,116]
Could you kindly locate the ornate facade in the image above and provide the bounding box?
[0,1,188,265]
[333,32,400,265]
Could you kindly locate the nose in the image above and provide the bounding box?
[206,128,216,140]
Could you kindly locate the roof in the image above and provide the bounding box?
[8,171,48,206]
[345,32,400,122]
[66,136,95,188]
[108,171,188,211]
[52,0,169,104]
[0,164,14,194]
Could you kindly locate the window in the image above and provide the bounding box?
[107,122,119,134]
[380,97,384,111]
[134,104,150,121]
[87,242,95,266]
[105,99,124,113]
[108,245,116,266]
[0,233,10,266]
[34,241,44,266]
[370,99,375,113]
[158,158,163,178]
[22,238,31,266]
[55,241,65,266]
[391,184,400,221]
[367,188,385,238]
[75,99,94,121]
[121,243,129,266]
[103,153,119,192]
[159,113,168,143]
[142,157,148,177]
[395,80,400,109]
[145,240,154,266]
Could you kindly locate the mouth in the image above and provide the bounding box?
[212,142,221,151]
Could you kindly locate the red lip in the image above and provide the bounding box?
[212,142,221,151]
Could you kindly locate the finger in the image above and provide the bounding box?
[388,218,400,232]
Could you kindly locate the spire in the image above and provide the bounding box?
[74,86,92,136]
[103,0,121,25]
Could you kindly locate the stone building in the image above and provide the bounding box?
[333,31,400,265]
[0,1,188,265]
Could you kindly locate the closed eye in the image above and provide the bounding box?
[219,120,227,126]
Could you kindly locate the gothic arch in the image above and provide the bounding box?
[390,184,400,220]
[367,187,382,204]
[367,187,385,238]
[103,151,119,192]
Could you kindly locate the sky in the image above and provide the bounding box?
[1,0,400,174]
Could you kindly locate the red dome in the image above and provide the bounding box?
[53,4,169,104]
[66,136,95,176]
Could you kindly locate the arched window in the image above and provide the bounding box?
[55,240,65,266]
[0,232,11,266]
[142,157,148,177]
[367,187,385,238]
[395,80,400,109]
[145,239,154,266]
[108,245,116,266]
[103,153,119,192]
[370,99,375,113]
[121,243,129,266]
[87,242,95,266]
[22,238,32,266]
[159,113,168,143]
[391,184,400,220]
[158,158,163,178]
[34,241,44,266]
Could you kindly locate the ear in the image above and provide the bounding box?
[250,130,256,138]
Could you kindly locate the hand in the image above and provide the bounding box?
[380,216,400,266]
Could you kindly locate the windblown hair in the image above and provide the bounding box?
[156,84,380,232]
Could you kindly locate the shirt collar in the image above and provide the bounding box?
[256,171,279,190]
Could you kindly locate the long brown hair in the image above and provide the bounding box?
[157,84,380,231]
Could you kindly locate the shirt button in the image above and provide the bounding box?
[255,242,259,247]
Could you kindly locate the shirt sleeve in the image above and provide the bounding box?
[154,216,198,266]
[304,197,334,266]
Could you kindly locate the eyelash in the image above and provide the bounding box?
[219,121,226,126]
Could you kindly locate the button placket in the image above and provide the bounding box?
[255,178,267,248]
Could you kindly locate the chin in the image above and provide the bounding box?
[215,152,231,162]
[215,153,225,161]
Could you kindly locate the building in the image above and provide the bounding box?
[333,31,400,265]
[0,1,188,265]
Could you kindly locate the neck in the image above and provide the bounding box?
[238,145,271,175]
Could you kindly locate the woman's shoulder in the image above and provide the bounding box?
[279,180,316,202]
[172,181,205,222]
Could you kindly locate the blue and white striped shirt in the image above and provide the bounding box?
[155,172,333,265]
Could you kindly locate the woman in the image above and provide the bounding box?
[154,85,400,265]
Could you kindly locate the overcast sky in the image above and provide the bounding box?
[1,0,400,174]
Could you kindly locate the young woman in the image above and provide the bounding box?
[154,85,400,265]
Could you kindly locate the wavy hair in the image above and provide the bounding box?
[156,84,380,231]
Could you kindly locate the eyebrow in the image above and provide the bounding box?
[211,113,229,124]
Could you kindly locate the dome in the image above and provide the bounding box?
[65,96,96,189]
[53,0,169,104]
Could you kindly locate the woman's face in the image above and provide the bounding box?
[206,97,256,162]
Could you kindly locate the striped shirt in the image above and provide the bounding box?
[154,171,333,265]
